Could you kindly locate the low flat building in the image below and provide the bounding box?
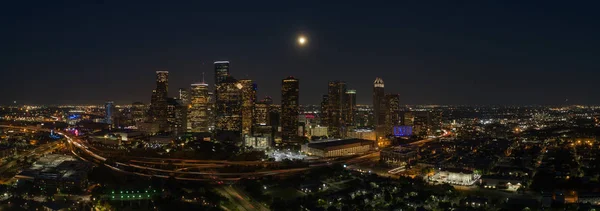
[380,146,418,167]
[16,154,92,193]
[301,138,374,157]
[428,168,480,186]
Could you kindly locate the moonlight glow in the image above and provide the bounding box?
[298,36,306,45]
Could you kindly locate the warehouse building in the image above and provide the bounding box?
[301,139,374,157]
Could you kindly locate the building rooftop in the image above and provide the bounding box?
[442,168,474,174]
[307,139,373,151]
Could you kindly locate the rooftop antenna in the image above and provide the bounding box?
[202,72,205,84]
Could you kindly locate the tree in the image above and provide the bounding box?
[94,200,113,211]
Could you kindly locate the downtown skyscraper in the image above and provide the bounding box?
[239,79,256,137]
[384,93,400,136]
[281,76,299,140]
[150,71,169,132]
[345,89,357,126]
[214,61,230,85]
[373,77,386,140]
[189,82,210,132]
[167,98,187,135]
[254,96,272,126]
[215,76,242,134]
[327,81,347,138]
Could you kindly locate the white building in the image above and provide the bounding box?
[429,168,480,186]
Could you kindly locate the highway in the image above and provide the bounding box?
[216,186,269,211]
[0,125,398,183]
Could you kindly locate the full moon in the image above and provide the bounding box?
[298,36,307,45]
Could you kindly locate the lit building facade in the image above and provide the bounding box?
[178,88,189,105]
[309,126,328,137]
[244,136,271,150]
[131,102,147,124]
[347,129,376,141]
[254,97,272,126]
[189,83,210,132]
[215,76,242,133]
[429,169,481,186]
[281,77,299,140]
[301,139,374,158]
[239,79,256,136]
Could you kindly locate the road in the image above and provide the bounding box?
[0,125,392,183]
[0,134,62,183]
[216,186,269,211]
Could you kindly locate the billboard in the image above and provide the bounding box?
[393,126,413,137]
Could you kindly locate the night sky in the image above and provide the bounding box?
[3,1,600,105]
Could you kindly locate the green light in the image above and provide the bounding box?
[145,190,148,193]
[111,191,114,194]
[148,195,150,197]
[121,196,123,198]
[120,191,123,194]
[112,196,114,198]
[139,195,141,198]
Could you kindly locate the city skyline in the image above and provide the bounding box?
[4,1,600,105]
[2,2,600,210]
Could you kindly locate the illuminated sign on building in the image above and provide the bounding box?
[393,126,413,137]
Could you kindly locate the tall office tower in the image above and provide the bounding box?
[320,95,329,128]
[430,110,443,134]
[327,81,347,138]
[254,97,272,126]
[214,61,230,85]
[239,79,256,136]
[207,92,215,131]
[373,77,386,140]
[281,76,299,140]
[105,101,115,127]
[131,102,147,124]
[384,94,400,136]
[150,71,169,132]
[167,98,187,135]
[345,89,357,126]
[411,111,430,138]
[215,76,243,133]
[410,111,441,137]
[189,82,210,132]
[178,88,189,105]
